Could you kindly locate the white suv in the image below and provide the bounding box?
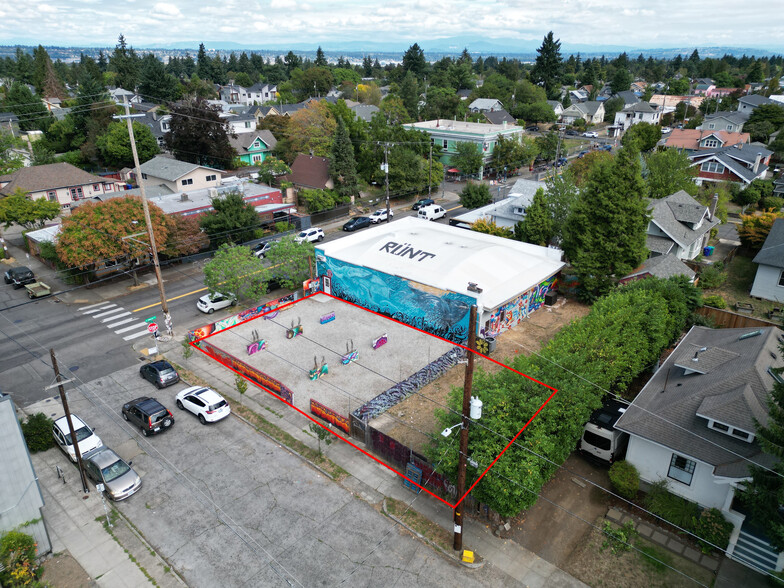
[197,292,236,314]
[52,415,104,462]
[295,228,324,243]
[370,209,394,223]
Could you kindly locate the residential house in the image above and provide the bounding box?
[246,82,278,105]
[569,88,589,103]
[774,175,784,197]
[449,179,545,230]
[206,99,232,113]
[630,81,648,93]
[561,101,605,125]
[226,111,257,135]
[750,218,784,303]
[456,89,472,101]
[664,129,751,153]
[616,90,641,108]
[137,156,223,193]
[284,154,334,191]
[645,190,719,260]
[616,325,784,572]
[0,162,125,212]
[229,131,277,166]
[468,98,504,113]
[688,144,772,186]
[109,87,141,106]
[770,95,784,106]
[702,111,749,133]
[278,102,308,116]
[737,94,774,115]
[247,104,280,125]
[350,104,380,122]
[613,102,661,132]
[707,87,736,98]
[620,254,696,283]
[0,112,20,137]
[42,97,62,111]
[402,119,524,179]
[219,83,249,105]
[138,111,172,148]
[483,109,517,126]
[694,83,715,96]
[546,100,564,117]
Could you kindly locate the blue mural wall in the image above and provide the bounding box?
[317,256,476,342]
[482,274,558,337]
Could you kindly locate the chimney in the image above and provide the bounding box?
[180,193,189,202]
[753,153,762,173]
[709,193,719,220]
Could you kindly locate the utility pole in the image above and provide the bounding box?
[50,349,89,494]
[115,96,172,333]
[384,142,391,223]
[428,142,433,199]
[454,305,477,552]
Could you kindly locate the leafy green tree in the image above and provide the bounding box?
[514,80,548,105]
[0,189,61,230]
[610,67,634,94]
[264,235,315,290]
[31,141,55,166]
[459,182,492,209]
[545,170,579,242]
[451,141,484,176]
[737,210,784,249]
[402,43,427,79]
[287,101,336,158]
[291,66,334,98]
[0,132,25,176]
[299,188,344,213]
[519,102,557,124]
[165,97,234,168]
[397,71,419,118]
[563,146,650,299]
[203,243,269,301]
[196,43,213,82]
[492,133,523,171]
[96,121,159,168]
[529,32,563,100]
[138,53,180,102]
[258,156,291,186]
[534,131,559,161]
[602,96,625,123]
[644,148,698,198]
[163,214,209,257]
[517,188,553,246]
[386,147,442,195]
[621,122,662,152]
[2,82,53,132]
[472,218,514,239]
[199,191,259,247]
[329,117,359,201]
[32,45,66,99]
[110,34,139,91]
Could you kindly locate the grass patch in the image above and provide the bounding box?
[702,254,780,319]
[637,543,672,573]
[385,497,454,553]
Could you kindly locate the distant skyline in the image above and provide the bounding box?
[0,0,780,52]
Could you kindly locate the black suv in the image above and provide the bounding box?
[4,266,35,289]
[139,360,180,389]
[412,198,435,210]
[122,397,174,436]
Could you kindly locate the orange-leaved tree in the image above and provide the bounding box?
[737,209,784,249]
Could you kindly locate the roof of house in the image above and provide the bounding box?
[468,98,504,111]
[646,235,675,255]
[404,119,523,136]
[546,100,563,112]
[616,90,640,104]
[738,94,774,107]
[689,144,772,183]
[228,130,278,155]
[286,154,331,189]
[0,112,20,123]
[616,325,784,478]
[704,110,749,126]
[565,101,604,116]
[279,102,307,116]
[450,179,546,229]
[625,253,696,281]
[621,102,657,114]
[484,109,517,125]
[138,156,222,182]
[247,82,276,93]
[753,218,784,269]
[0,163,116,196]
[664,129,750,151]
[647,190,719,249]
[350,104,380,122]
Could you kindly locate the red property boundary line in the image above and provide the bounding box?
[191,292,559,509]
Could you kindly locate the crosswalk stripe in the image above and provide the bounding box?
[82,303,117,315]
[78,301,115,311]
[123,330,153,341]
[94,308,128,319]
[115,322,148,334]
[106,316,134,328]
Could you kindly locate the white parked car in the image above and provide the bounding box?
[196,292,236,314]
[370,209,394,223]
[582,131,598,138]
[295,227,324,243]
[417,204,447,221]
[661,126,672,133]
[52,415,104,462]
[176,386,231,424]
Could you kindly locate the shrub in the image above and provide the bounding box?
[20,413,54,453]
[0,530,44,587]
[609,460,640,500]
[698,265,726,289]
[759,196,784,211]
[644,479,700,529]
[703,294,726,309]
[601,520,637,554]
[692,508,733,554]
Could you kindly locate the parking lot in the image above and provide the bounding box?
[36,364,517,587]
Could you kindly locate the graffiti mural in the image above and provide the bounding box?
[372,333,388,350]
[483,274,558,338]
[310,399,350,433]
[189,291,300,341]
[315,256,475,343]
[308,356,329,380]
[319,311,336,324]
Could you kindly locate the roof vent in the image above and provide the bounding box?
[739,330,762,340]
[467,282,483,293]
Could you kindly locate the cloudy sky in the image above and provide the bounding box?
[0,0,779,50]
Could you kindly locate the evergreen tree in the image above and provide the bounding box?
[402,43,427,79]
[2,82,52,132]
[314,46,328,67]
[32,45,66,99]
[329,117,359,201]
[197,43,213,81]
[111,34,139,91]
[562,146,649,300]
[530,31,563,100]
[13,47,34,85]
[518,188,553,246]
[138,54,180,102]
[164,97,235,169]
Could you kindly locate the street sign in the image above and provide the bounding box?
[147,323,158,333]
[145,316,157,323]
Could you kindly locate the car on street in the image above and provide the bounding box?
[83,447,142,501]
[52,415,103,462]
[343,216,373,232]
[555,157,568,167]
[139,360,180,389]
[582,131,599,138]
[565,129,579,136]
[577,150,589,158]
[295,227,324,243]
[417,204,447,221]
[525,125,540,132]
[252,240,278,258]
[369,209,394,223]
[122,397,174,436]
[600,144,613,152]
[661,126,672,133]
[4,266,36,289]
[197,292,236,314]
[176,386,231,424]
[411,198,435,210]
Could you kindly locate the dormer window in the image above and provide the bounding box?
[706,418,755,443]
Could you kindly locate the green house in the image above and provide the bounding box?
[230,131,278,166]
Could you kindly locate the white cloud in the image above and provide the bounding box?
[153,2,182,17]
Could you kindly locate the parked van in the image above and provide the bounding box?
[579,398,630,465]
[417,204,446,221]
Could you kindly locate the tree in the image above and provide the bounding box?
[56,196,170,271]
[199,191,259,247]
[517,188,553,246]
[451,141,484,177]
[203,243,269,300]
[402,43,427,79]
[291,66,334,98]
[138,54,180,102]
[621,122,662,152]
[2,82,53,132]
[0,132,25,176]
[534,131,559,162]
[529,32,563,100]
[545,171,579,242]
[610,67,634,94]
[96,121,159,168]
[602,96,625,123]
[258,156,291,186]
[518,102,557,124]
[737,210,784,249]
[471,218,514,239]
[563,146,650,300]
[264,235,315,290]
[0,189,61,230]
[459,182,492,209]
[32,45,66,99]
[329,117,359,201]
[314,46,328,67]
[165,97,234,169]
[111,34,138,91]
[287,101,336,158]
[163,214,209,257]
[386,147,442,195]
[644,148,698,198]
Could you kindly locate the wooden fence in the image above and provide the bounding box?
[697,306,781,329]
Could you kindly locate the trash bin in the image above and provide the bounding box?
[485,337,497,353]
[703,246,714,257]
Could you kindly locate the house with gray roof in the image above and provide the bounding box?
[546,100,563,117]
[138,111,172,148]
[448,179,545,230]
[750,218,784,303]
[246,82,277,105]
[0,112,20,137]
[689,144,772,186]
[737,94,774,115]
[350,103,380,122]
[621,253,696,283]
[229,131,277,166]
[226,111,257,135]
[702,110,749,133]
[561,101,605,125]
[613,101,661,132]
[468,98,504,113]
[616,325,784,572]
[483,109,516,126]
[137,156,223,193]
[645,190,720,260]
[616,90,641,108]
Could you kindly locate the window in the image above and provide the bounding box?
[244,121,251,128]
[142,173,148,180]
[727,125,734,132]
[702,139,719,148]
[93,183,101,191]
[47,190,57,202]
[711,421,730,432]
[104,183,113,192]
[442,139,448,149]
[668,454,696,485]
[701,161,725,174]
[205,174,216,182]
[162,122,170,131]
[707,123,715,129]
[69,187,83,200]
[252,155,262,163]
[181,178,193,186]
[731,429,751,441]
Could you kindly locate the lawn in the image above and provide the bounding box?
[701,254,781,320]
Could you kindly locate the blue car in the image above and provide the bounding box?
[343,216,372,232]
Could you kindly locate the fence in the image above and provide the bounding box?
[308,204,351,226]
[696,306,781,329]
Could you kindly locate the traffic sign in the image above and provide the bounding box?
[147,323,158,333]
[145,316,157,323]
